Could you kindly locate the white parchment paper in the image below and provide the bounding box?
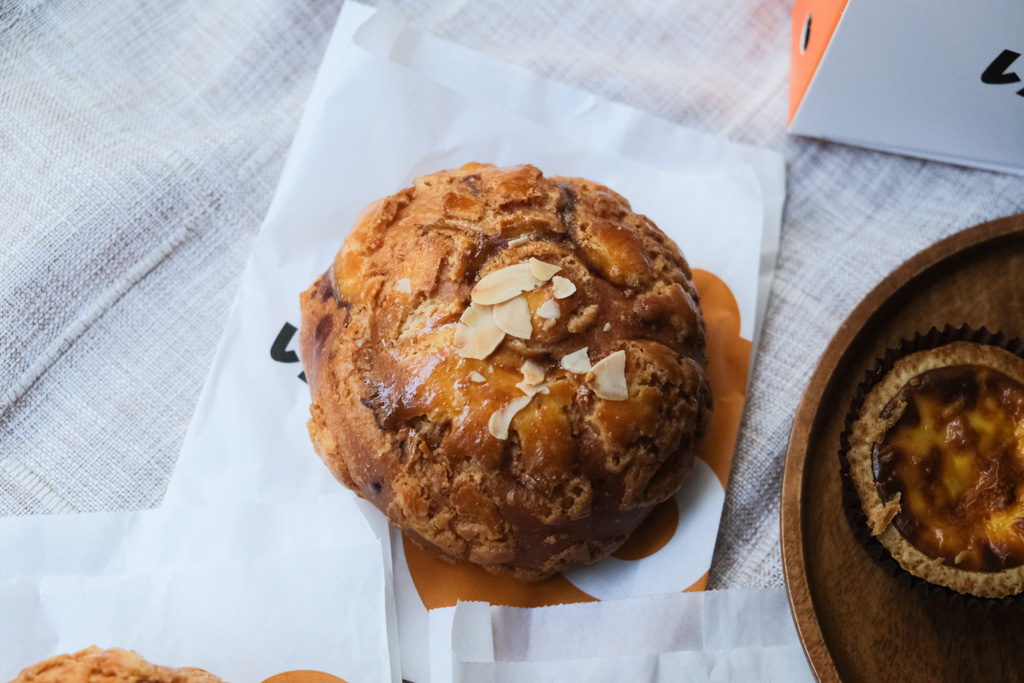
[0,493,373,578]
[0,550,388,682]
[0,493,396,682]
[442,588,813,683]
[159,3,786,681]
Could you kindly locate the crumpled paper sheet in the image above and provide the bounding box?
[161,2,787,681]
[439,588,812,683]
[0,493,396,682]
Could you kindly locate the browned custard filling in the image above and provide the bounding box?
[873,364,1024,571]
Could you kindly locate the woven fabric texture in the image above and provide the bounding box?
[2,0,1023,592]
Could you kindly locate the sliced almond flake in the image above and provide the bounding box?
[459,303,478,324]
[454,302,506,360]
[590,350,628,401]
[488,395,533,440]
[516,381,550,397]
[493,295,533,339]
[507,235,531,247]
[396,277,412,294]
[469,371,487,383]
[560,347,591,374]
[603,322,611,332]
[520,359,545,386]
[529,257,562,282]
[471,263,541,305]
[537,299,561,320]
[551,276,577,299]
[354,338,366,348]
[542,318,557,331]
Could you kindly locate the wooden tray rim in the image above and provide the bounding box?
[780,213,1024,682]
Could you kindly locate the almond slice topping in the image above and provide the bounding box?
[589,350,628,401]
[488,395,532,440]
[471,263,541,305]
[454,303,505,360]
[396,277,412,294]
[529,257,562,282]
[517,383,550,398]
[551,276,576,299]
[537,299,561,320]
[515,360,548,396]
[560,347,591,374]
[507,235,531,247]
[493,295,533,339]
[603,322,611,331]
[520,360,545,386]
[469,371,487,383]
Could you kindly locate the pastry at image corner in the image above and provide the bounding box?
[847,340,1024,599]
[10,646,225,683]
[299,162,713,581]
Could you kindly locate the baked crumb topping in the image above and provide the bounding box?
[300,163,711,579]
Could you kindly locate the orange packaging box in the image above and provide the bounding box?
[789,0,1024,174]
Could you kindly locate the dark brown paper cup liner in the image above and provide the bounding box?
[838,324,1024,613]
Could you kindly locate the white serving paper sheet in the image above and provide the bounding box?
[0,550,384,682]
[160,2,788,682]
[441,588,814,683]
[0,493,396,682]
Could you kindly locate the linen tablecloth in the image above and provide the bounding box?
[3,0,1023,593]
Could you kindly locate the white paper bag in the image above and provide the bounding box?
[0,547,392,682]
[0,494,398,682]
[442,588,813,683]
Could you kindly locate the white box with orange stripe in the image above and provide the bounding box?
[789,0,1024,174]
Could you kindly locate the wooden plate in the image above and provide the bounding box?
[781,213,1024,682]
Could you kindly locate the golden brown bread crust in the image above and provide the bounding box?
[10,646,224,683]
[301,163,712,580]
[848,341,1024,599]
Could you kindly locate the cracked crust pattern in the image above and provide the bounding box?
[300,163,712,580]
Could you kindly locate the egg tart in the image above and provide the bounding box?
[846,338,1024,600]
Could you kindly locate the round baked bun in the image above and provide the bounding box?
[11,646,224,683]
[301,163,712,580]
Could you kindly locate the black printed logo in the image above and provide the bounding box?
[981,49,1024,97]
[271,322,306,382]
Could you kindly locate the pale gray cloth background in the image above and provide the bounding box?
[2,0,1023,590]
